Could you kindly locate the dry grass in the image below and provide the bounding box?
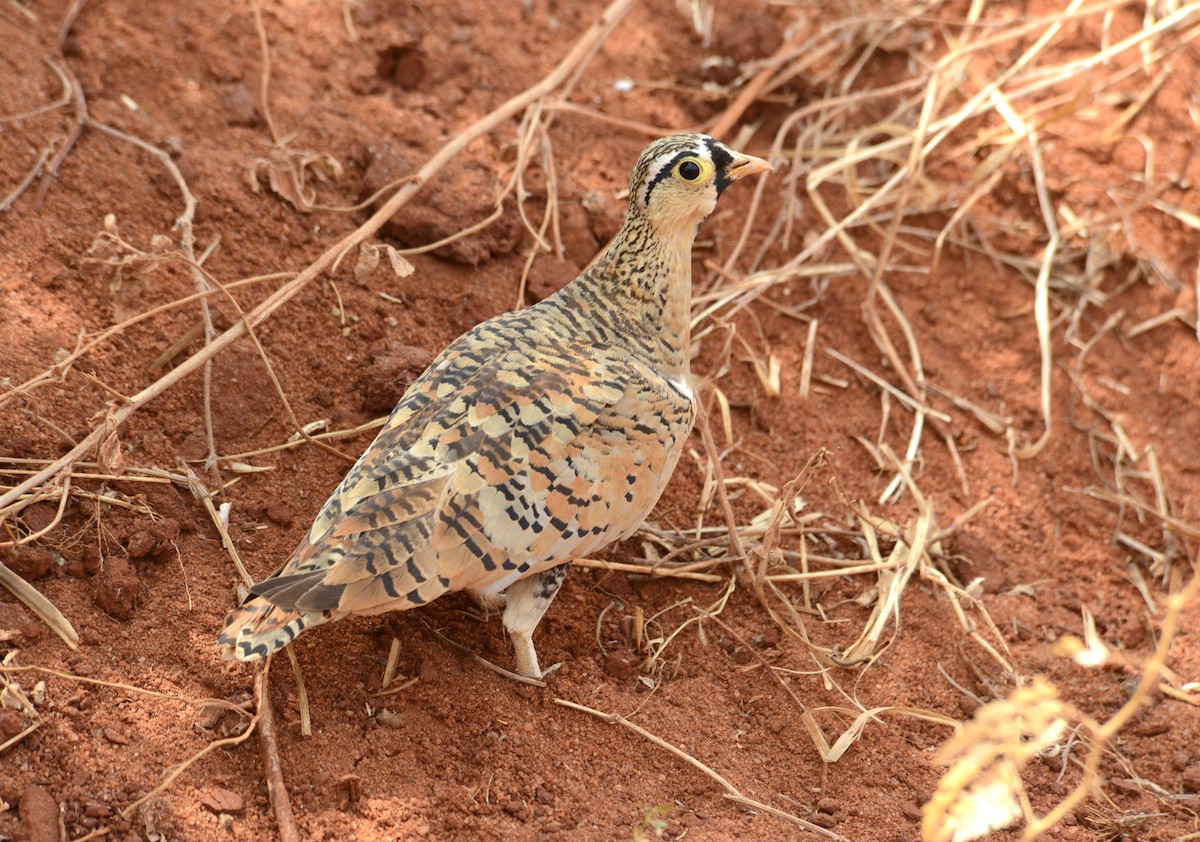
[669,0,1200,838]
[3,0,1200,839]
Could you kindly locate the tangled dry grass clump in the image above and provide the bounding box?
[678,0,1200,838]
[2,0,1199,839]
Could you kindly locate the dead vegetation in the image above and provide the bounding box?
[2,0,1199,839]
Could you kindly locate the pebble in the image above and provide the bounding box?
[200,787,245,814]
[809,812,838,829]
[1182,763,1200,793]
[17,785,59,842]
[1132,720,1171,737]
[0,708,28,744]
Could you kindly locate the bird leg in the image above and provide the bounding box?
[501,562,572,679]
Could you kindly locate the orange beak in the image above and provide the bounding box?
[725,151,774,181]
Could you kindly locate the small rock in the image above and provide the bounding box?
[264,505,294,527]
[127,519,180,560]
[17,503,57,535]
[502,800,529,820]
[809,812,838,829]
[102,726,129,745]
[17,785,59,842]
[357,343,436,413]
[126,530,158,559]
[200,787,245,814]
[1109,778,1143,795]
[0,604,42,641]
[84,803,111,818]
[534,786,552,806]
[525,257,580,303]
[1121,621,1147,649]
[376,44,426,90]
[222,85,259,127]
[6,547,53,581]
[94,556,140,620]
[1133,720,1171,737]
[602,651,639,680]
[1182,763,1200,793]
[0,708,29,744]
[5,434,36,457]
[901,802,924,822]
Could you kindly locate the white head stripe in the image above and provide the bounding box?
[640,144,709,206]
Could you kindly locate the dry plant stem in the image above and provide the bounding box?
[196,263,357,464]
[118,710,261,823]
[87,120,220,477]
[0,146,52,211]
[0,0,635,516]
[33,57,87,210]
[186,465,301,836]
[572,557,724,583]
[696,396,748,573]
[553,698,849,841]
[422,620,547,687]
[706,30,804,141]
[0,55,72,125]
[0,471,72,548]
[57,0,85,47]
[1025,565,1200,838]
[0,559,78,649]
[257,660,301,842]
[0,273,291,414]
[0,664,250,711]
[251,0,281,145]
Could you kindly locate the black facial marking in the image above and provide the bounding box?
[643,150,698,206]
[705,136,735,197]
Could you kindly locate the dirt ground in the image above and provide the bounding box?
[2,0,1199,840]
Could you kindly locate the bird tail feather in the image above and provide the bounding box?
[216,596,331,661]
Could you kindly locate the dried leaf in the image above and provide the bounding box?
[355,243,381,283]
[356,243,416,282]
[922,678,1068,842]
[384,245,415,278]
[98,430,125,475]
[248,148,343,213]
[198,788,245,814]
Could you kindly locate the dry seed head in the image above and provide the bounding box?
[921,678,1068,842]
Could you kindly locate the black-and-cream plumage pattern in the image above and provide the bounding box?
[218,134,772,677]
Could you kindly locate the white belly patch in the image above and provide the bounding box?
[668,376,694,402]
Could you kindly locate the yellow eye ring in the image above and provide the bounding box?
[674,156,712,183]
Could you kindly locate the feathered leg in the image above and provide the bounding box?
[502,562,572,678]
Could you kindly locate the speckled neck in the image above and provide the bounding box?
[558,214,696,376]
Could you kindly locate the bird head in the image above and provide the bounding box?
[626,133,773,238]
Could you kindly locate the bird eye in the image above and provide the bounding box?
[677,160,702,181]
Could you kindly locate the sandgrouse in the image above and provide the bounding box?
[218,134,772,677]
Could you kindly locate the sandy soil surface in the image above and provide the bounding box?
[2,1,1199,840]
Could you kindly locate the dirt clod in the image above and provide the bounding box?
[357,343,436,414]
[16,786,59,842]
[199,788,245,814]
[93,557,140,620]
[0,709,29,745]
[525,257,580,303]
[1182,764,1200,793]
[6,548,53,581]
[363,147,522,266]
[264,504,294,527]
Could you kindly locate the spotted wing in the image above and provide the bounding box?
[248,342,691,616]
